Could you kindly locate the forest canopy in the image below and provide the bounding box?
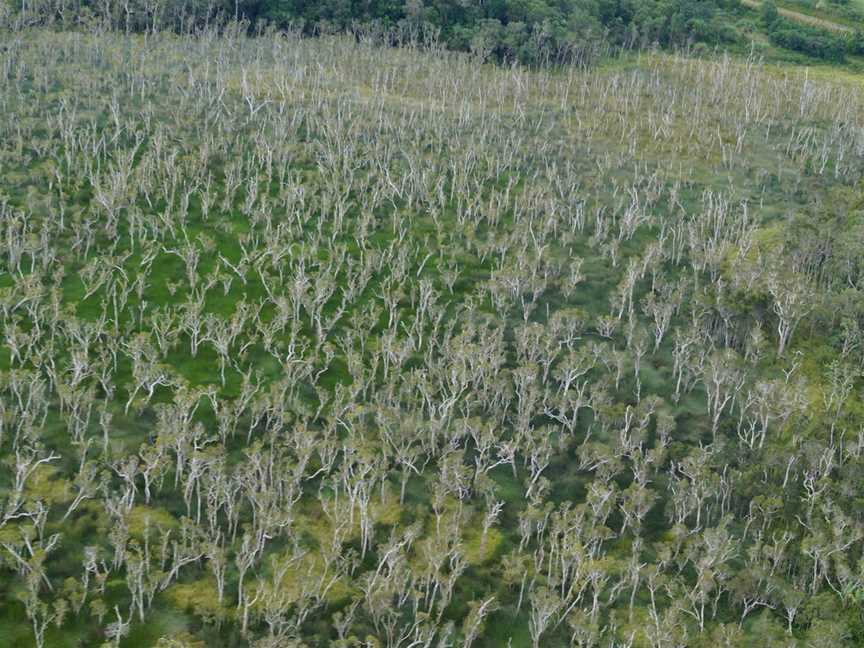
[7,0,864,64]
[254,0,740,61]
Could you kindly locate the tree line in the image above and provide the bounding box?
[4,0,744,64]
[7,0,864,65]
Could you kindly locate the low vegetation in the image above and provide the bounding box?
[0,10,864,648]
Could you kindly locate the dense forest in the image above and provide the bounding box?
[1,2,864,648]
[7,0,864,63]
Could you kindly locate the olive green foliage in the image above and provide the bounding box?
[6,0,862,66]
[761,1,849,61]
[4,0,745,63]
[256,0,742,63]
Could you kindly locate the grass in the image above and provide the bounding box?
[0,24,862,648]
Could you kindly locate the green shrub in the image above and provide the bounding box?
[768,22,846,61]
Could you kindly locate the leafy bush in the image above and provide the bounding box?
[766,17,847,61]
[849,30,864,56]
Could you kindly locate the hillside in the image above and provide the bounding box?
[0,21,864,648]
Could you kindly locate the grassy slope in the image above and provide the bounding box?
[0,27,862,647]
